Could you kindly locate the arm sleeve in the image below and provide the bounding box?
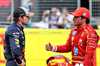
[56,31,72,52]
[84,32,99,66]
[8,29,22,64]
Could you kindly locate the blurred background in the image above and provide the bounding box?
[0,0,100,29]
[0,0,100,66]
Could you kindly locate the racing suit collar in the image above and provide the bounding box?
[14,22,24,30]
[75,24,88,31]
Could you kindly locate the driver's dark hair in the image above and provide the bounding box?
[81,16,90,24]
[13,16,23,22]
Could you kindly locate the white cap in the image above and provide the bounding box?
[20,7,34,17]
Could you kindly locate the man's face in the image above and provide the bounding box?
[52,11,57,16]
[73,16,83,26]
[21,16,30,25]
[62,10,68,16]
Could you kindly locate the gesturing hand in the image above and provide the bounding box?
[46,42,53,51]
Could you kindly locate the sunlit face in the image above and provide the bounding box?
[73,16,83,26]
[21,16,30,25]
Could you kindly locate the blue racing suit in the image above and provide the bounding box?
[4,22,25,66]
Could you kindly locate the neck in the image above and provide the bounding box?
[18,21,24,27]
[78,22,86,28]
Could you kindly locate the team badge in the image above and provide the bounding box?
[81,32,84,36]
[21,31,23,35]
[83,13,86,16]
[74,47,78,55]
[72,31,77,35]
[72,36,74,41]
[78,38,83,46]
[71,42,74,46]
[15,39,19,44]
[13,32,19,38]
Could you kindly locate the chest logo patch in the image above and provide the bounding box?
[74,47,78,55]
[72,31,77,35]
[81,32,84,36]
[72,36,74,41]
[78,38,83,46]
[15,39,19,44]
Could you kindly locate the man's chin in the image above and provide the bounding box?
[24,23,28,25]
[74,24,77,26]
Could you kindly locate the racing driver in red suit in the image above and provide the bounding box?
[46,7,99,66]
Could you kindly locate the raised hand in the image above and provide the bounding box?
[46,42,53,51]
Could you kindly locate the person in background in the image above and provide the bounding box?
[42,7,61,29]
[6,13,12,25]
[4,7,34,66]
[42,10,50,22]
[91,17,98,29]
[7,14,11,22]
[31,10,50,29]
[58,8,74,29]
[46,7,99,66]
[56,8,61,16]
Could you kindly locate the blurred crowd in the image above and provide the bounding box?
[31,7,74,29]
[6,7,98,29]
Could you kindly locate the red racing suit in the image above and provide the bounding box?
[53,24,99,66]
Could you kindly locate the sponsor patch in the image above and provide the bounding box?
[78,38,83,46]
[13,32,19,35]
[72,31,77,35]
[71,42,74,46]
[15,39,19,44]
[17,45,20,48]
[22,41,25,45]
[72,36,74,41]
[74,47,78,55]
[21,31,23,35]
[13,32,19,38]
[83,13,86,16]
[81,32,84,36]
[91,34,96,37]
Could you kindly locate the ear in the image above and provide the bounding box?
[18,17,22,21]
